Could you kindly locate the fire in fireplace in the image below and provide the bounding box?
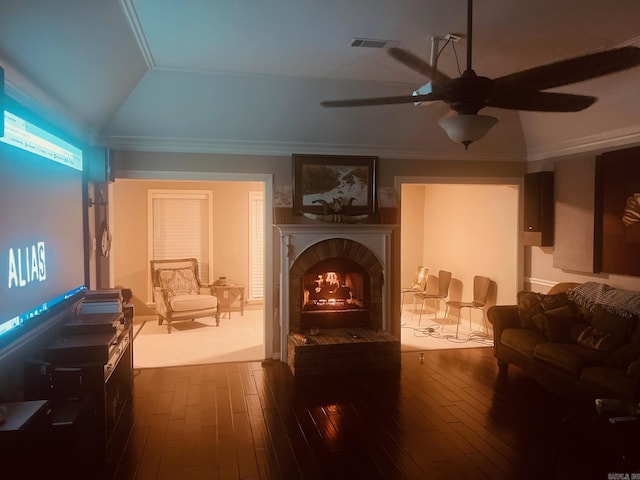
[302,258,368,312]
[299,257,370,331]
[285,235,386,335]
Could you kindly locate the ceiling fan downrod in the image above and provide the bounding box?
[466,0,473,73]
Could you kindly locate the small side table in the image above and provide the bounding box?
[214,285,245,318]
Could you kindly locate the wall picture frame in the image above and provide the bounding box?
[595,145,640,275]
[292,154,376,215]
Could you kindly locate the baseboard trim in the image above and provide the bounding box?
[526,277,558,291]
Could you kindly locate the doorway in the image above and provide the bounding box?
[108,174,273,367]
[399,180,520,350]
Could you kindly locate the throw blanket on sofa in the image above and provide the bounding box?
[568,282,640,318]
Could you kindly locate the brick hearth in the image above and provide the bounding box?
[287,328,400,376]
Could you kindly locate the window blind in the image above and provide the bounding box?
[151,191,212,283]
[248,191,264,300]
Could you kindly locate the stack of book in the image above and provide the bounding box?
[80,289,123,315]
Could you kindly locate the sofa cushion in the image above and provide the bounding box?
[606,344,635,368]
[533,343,607,375]
[517,291,543,329]
[630,317,640,342]
[627,358,640,377]
[570,323,623,353]
[542,312,584,342]
[501,328,547,357]
[580,366,638,398]
[168,294,217,312]
[159,268,200,296]
[540,292,574,312]
[531,305,573,334]
[517,291,574,330]
[590,305,636,339]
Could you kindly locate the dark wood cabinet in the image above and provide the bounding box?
[25,310,133,479]
[524,171,555,246]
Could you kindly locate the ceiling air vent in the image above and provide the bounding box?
[350,37,399,49]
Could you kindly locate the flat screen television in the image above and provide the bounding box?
[0,97,87,350]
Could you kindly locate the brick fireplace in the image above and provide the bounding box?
[276,223,400,375]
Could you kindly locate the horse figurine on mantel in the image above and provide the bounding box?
[303,196,369,224]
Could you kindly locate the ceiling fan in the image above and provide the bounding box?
[321,0,640,149]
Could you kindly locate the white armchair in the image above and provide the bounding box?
[150,258,220,333]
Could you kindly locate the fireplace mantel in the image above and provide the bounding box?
[276,223,397,362]
[276,223,396,262]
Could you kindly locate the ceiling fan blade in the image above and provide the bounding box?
[493,46,640,91]
[388,47,452,86]
[321,92,444,108]
[487,91,597,112]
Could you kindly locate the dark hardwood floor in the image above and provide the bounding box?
[114,347,632,479]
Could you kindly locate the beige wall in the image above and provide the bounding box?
[110,178,264,316]
[114,148,640,357]
[527,156,640,293]
[108,149,554,358]
[110,147,640,357]
[528,247,640,292]
[399,184,426,289]
[401,183,520,309]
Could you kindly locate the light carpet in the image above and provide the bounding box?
[132,308,265,369]
[133,306,491,369]
[401,306,494,352]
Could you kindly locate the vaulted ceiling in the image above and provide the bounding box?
[1,0,639,161]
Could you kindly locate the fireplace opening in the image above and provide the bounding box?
[280,230,399,376]
[300,257,370,331]
[287,236,385,335]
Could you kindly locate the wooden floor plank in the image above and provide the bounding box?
[197,424,219,478]
[115,347,621,479]
[232,411,260,479]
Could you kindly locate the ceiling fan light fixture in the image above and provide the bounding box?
[438,114,498,149]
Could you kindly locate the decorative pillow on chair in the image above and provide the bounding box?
[158,268,200,296]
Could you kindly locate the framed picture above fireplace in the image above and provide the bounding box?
[292,154,377,215]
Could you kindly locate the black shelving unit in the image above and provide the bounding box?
[25,309,134,478]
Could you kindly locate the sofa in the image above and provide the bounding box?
[488,282,640,402]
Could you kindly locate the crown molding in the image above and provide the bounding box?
[0,57,96,144]
[120,0,156,68]
[100,135,527,162]
[526,123,640,161]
